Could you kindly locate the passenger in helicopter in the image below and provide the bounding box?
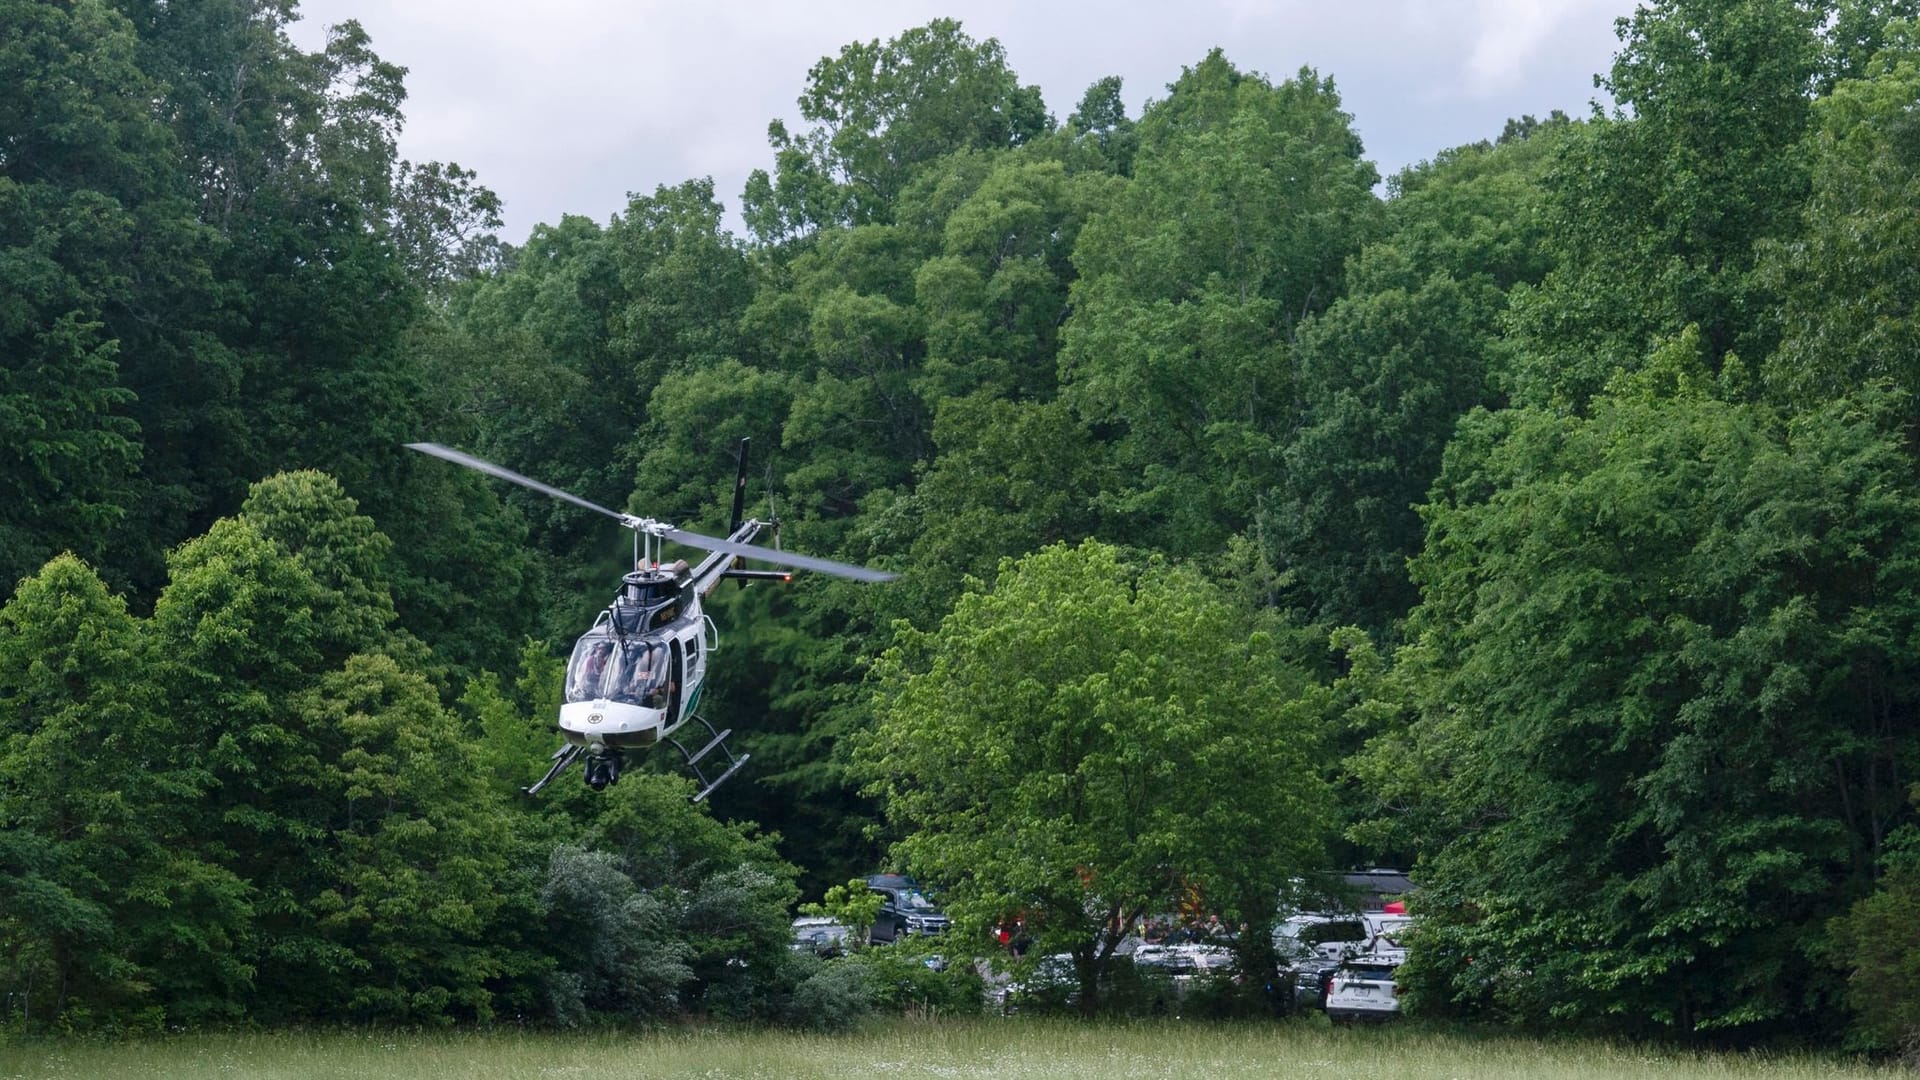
[622,647,655,702]
[568,638,613,702]
[599,641,668,708]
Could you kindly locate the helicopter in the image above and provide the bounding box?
[407,439,894,802]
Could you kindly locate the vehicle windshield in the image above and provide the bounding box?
[1344,964,1397,980]
[565,634,669,707]
[1300,921,1366,946]
[896,889,938,912]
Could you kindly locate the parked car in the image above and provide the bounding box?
[1278,911,1415,1013]
[1279,868,1413,918]
[1325,957,1401,1022]
[997,952,1172,1016]
[790,915,852,958]
[1362,914,1414,963]
[1131,942,1234,996]
[1273,914,1370,965]
[1291,961,1338,1012]
[866,874,950,943]
[1340,868,1413,912]
[997,952,1081,1013]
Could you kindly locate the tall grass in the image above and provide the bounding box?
[0,1020,1899,1080]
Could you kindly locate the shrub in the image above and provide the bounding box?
[782,955,875,1031]
[850,943,984,1016]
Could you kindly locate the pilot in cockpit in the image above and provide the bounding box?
[570,638,613,702]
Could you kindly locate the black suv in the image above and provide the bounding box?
[866,874,950,943]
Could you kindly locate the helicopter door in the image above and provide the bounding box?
[687,632,704,700]
[666,639,684,724]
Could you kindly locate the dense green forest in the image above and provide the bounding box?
[6,0,1920,1052]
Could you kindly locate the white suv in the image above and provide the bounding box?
[1273,914,1370,964]
[1362,914,1413,963]
[1324,957,1401,1022]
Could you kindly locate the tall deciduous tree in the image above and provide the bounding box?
[1061,53,1380,552]
[293,652,537,1023]
[146,472,532,1022]
[743,18,1049,242]
[862,541,1329,1015]
[910,155,1118,405]
[1063,75,1139,176]
[387,160,506,292]
[1758,21,1920,415]
[1505,0,1824,407]
[607,179,755,404]
[1267,255,1496,634]
[0,0,166,591]
[1827,785,1920,1054]
[0,555,248,1026]
[1362,388,1920,1035]
[103,4,414,563]
[868,395,1118,626]
[1262,129,1561,634]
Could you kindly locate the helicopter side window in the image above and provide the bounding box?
[607,640,670,709]
[565,635,617,704]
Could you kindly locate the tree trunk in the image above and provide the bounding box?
[1075,946,1101,1019]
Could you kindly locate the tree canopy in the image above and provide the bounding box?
[863,541,1329,1014]
[7,1,1920,1049]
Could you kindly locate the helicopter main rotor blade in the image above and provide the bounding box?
[405,443,629,523]
[661,527,897,583]
[407,442,896,583]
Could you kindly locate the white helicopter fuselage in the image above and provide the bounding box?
[559,579,714,750]
[558,611,711,751]
[558,698,666,750]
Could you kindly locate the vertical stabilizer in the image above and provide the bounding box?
[729,437,751,535]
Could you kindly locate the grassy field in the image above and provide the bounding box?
[0,1019,1899,1080]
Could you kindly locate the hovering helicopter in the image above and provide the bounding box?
[407,439,894,801]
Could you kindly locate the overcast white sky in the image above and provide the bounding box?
[287,0,1634,244]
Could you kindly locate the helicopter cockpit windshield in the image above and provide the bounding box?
[564,633,670,709]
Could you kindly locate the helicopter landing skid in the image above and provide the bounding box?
[525,742,586,796]
[669,715,751,803]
